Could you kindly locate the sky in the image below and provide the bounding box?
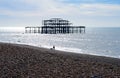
[0,0,120,27]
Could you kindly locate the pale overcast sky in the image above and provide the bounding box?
[0,0,120,27]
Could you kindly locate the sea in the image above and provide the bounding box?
[0,27,120,58]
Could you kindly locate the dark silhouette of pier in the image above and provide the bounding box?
[25,18,85,34]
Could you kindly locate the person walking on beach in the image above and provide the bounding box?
[53,45,55,50]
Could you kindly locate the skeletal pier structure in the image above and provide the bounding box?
[25,18,85,34]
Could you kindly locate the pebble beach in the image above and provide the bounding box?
[0,43,120,78]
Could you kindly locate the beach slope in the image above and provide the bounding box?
[0,43,120,78]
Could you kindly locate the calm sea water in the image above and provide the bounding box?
[0,27,120,58]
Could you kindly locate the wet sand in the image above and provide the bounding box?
[0,43,120,78]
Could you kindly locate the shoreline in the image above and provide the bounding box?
[0,42,120,77]
[1,42,119,59]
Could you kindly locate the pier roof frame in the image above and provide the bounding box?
[43,18,72,27]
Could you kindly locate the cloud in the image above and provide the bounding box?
[0,0,120,27]
[1,0,120,17]
[78,3,120,16]
[0,0,67,17]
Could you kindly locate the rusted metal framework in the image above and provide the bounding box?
[41,18,85,34]
[25,18,85,34]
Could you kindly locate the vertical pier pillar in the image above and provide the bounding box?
[80,27,81,33]
[84,27,85,33]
